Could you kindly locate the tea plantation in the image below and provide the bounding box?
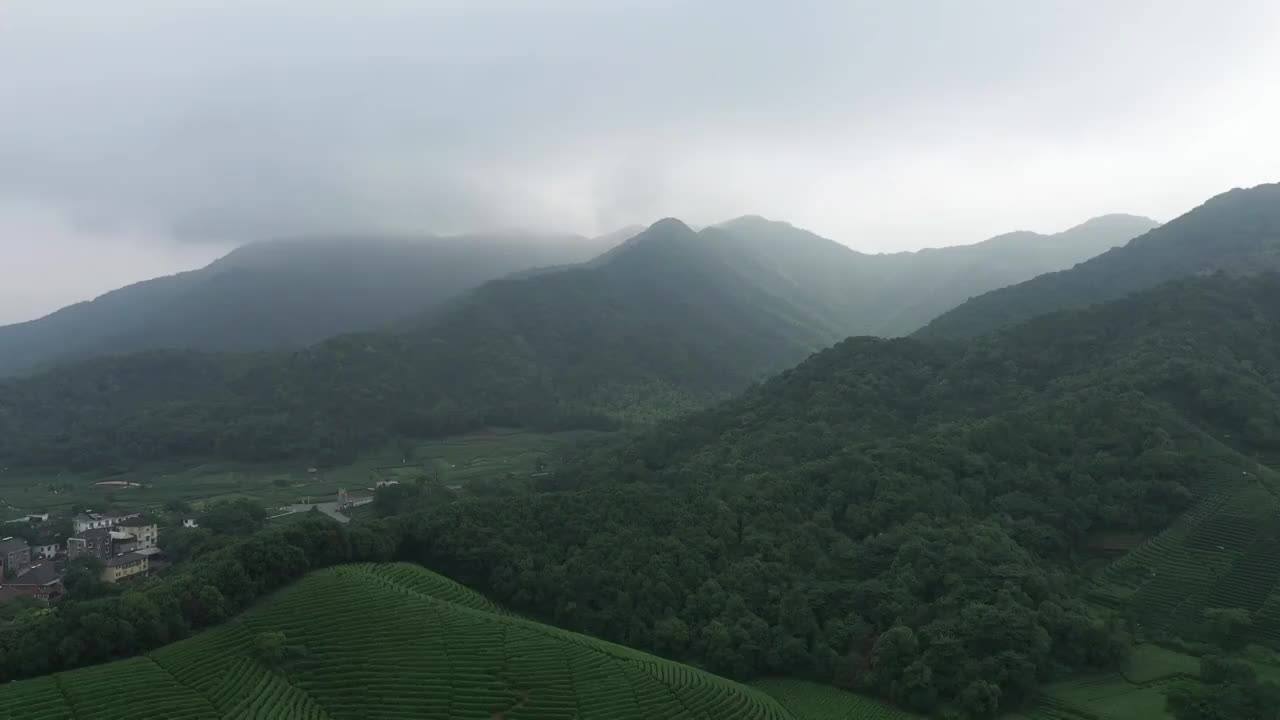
[1092,462,1280,647]
[0,563,895,720]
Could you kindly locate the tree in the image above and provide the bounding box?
[62,557,109,601]
[199,498,268,535]
[1203,608,1252,651]
[159,526,217,563]
[869,626,919,686]
[254,631,288,667]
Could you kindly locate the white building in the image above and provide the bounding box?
[72,511,140,534]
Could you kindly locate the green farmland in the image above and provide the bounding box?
[0,429,603,520]
[0,562,900,719]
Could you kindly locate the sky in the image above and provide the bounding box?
[1,1,1279,324]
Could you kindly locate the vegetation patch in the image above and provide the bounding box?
[0,563,852,719]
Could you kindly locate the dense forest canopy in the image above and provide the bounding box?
[917,183,1280,340]
[398,273,1280,716]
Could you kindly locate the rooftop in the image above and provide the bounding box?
[106,552,148,567]
[11,563,62,586]
[72,528,111,541]
[118,515,158,527]
[0,537,30,554]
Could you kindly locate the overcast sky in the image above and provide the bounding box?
[1,1,1278,324]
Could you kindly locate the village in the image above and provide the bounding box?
[0,485,376,607]
[0,510,163,604]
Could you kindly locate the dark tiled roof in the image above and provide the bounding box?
[106,552,147,567]
[119,514,158,527]
[0,537,30,554]
[12,563,61,586]
[72,528,112,541]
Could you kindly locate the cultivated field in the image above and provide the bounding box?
[1091,462,1280,648]
[0,562,911,720]
[0,429,602,521]
[754,679,920,719]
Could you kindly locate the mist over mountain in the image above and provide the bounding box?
[917,183,1280,340]
[0,208,1163,469]
[0,231,616,375]
[717,212,1158,337]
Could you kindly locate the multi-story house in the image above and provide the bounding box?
[67,528,113,561]
[117,517,159,551]
[0,537,31,577]
[72,511,140,534]
[102,553,149,583]
[33,542,60,560]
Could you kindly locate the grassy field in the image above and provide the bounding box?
[2,562,855,720]
[0,429,605,521]
[1007,644,1198,720]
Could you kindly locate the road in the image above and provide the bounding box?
[270,497,373,524]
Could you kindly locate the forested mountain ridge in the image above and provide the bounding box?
[0,219,849,469]
[401,273,1280,717]
[0,210,1158,471]
[0,209,1153,379]
[916,182,1280,340]
[716,212,1158,337]
[0,231,615,376]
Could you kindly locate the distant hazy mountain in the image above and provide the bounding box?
[0,231,618,375]
[717,212,1160,337]
[0,210,1161,469]
[917,183,1280,340]
[0,218,876,468]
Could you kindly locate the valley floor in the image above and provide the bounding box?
[0,429,604,520]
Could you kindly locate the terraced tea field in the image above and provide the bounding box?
[1092,462,1280,647]
[753,679,920,719]
[0,563,896,720]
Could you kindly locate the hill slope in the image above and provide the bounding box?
[0,211,1157,470]
[0,231,614,376]
[0,562,827,720]
[0,209,1153,379]
[0,219,851,469]
[716,213,1157,337]
[399,273,1280,716]
[916,183,1280,339]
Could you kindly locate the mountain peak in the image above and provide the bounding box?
[1063,213,1161,235]
[645,217,694,235]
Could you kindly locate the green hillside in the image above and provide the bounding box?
[0,219,845,470]
[0,231,614,377]
[395,273,1280,716]
[916,182,1280,340]
[0,563,898,720]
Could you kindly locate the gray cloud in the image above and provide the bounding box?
[1,0,1279,321]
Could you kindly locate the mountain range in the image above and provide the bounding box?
[2,182,1280,719]
[0,231,620,376]
[917,183,1280,339]
[0,213,1154,378]
[0,211,1157,470]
